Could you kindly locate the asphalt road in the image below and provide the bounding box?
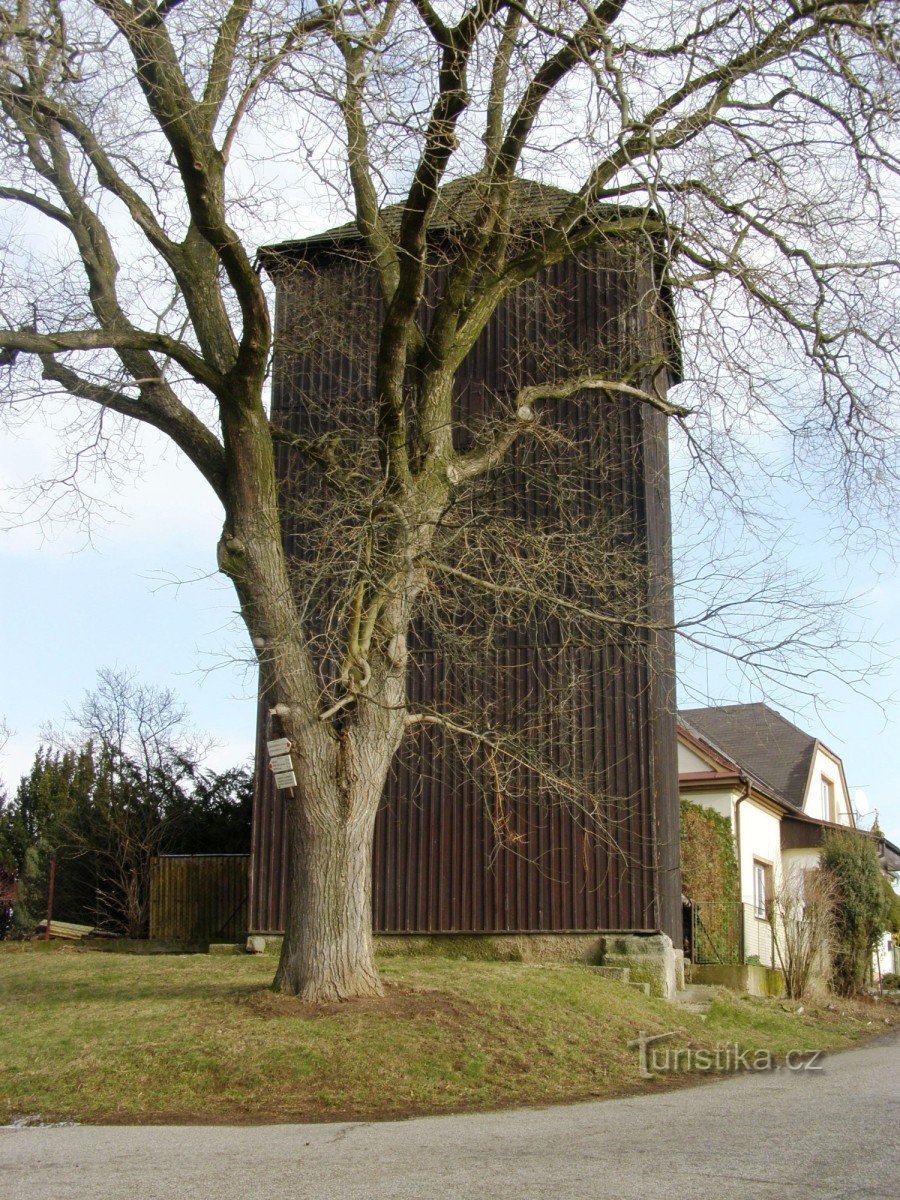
[2,1031,898,1200]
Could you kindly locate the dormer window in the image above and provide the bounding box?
[821,776,836,823]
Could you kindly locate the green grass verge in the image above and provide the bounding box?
[0,945,895,1124]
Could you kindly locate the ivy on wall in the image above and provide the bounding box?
[821,828,892,995]
[680,799,740,904]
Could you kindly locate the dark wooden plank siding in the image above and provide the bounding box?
[150,855,249,942]
[250,237,680,940]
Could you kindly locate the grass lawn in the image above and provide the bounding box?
[1,945,896,1124]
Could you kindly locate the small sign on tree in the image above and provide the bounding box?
[266,739,297,790]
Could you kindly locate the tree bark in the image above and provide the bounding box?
[274,788,383,1002]
[218,423,408,1001]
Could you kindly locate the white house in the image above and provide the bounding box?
[873,930,899,982]
[678,703,900,985]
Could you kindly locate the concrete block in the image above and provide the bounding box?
[373,930,680,996]
[599,933,678,998]
[673,949,686,992]
[374,933,606,964]
[687,962,785,998]
[588,965,632,982]
[626,980,652,996]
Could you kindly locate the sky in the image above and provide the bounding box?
[671,482,900,845]
[0,422,257,777]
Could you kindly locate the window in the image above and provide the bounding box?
[753,860,771,919]
[821,776,836,823]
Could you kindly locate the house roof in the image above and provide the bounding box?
[679,704,898,868]
[679,703,818,812]
[677,715,793,811]
[878,833,900,873]
[780,811,900,870]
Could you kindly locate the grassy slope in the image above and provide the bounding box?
[0,946,895,1124]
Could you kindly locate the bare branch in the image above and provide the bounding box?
[0,326,223,393]
[445,374,691,484]
[38,356,226,496]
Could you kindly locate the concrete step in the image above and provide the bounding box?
[626,980,651,996]
[588,965,632,983]
[669,983,719,1014]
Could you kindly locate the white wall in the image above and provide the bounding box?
[783,848,898,988]
[802,746,853,825]
[737,798,782,967]
[873,933,897,983]
[680,787,734,818]
[682,747,891,984]
[781,847,822,876]
[677,741,713,773]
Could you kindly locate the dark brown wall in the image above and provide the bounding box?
[250,237,681,939]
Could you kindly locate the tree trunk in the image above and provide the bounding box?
[274,788,383,1002]
[215,415,410,1000]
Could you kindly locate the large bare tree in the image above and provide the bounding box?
[0,0,898,999]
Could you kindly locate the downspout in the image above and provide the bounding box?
[734,777,751,963]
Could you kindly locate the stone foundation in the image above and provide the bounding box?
[594,934,680,999]
[248,931,681,998]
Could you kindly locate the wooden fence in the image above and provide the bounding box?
[149,854,249,943]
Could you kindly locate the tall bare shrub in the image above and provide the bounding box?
[772,866,836,1000]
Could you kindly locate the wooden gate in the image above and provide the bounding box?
[149,854,249,942]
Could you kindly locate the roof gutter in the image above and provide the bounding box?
[734,775,752,893]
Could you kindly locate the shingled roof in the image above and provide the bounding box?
[257,175,668,261]
[257,175,683,383]
[679,703,818,812]
[262,177,576,255]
